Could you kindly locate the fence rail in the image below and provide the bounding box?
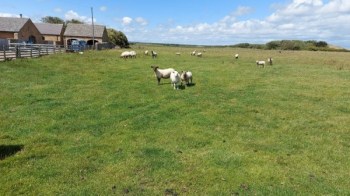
[0,44,65,62]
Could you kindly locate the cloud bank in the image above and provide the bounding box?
[120,0,350,48]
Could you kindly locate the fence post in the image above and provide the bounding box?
[3,46,6,60]
[30,47,33,58]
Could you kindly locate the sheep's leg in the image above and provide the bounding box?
[157,78,161,85]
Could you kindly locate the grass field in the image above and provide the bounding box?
[1,45,350,195]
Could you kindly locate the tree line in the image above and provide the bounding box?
[41,16,129,48]
[232,40,348,52]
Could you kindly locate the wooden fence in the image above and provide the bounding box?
[0,44,65,62]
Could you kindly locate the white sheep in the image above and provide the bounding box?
[196,52,202,57]
[235,54,239,59]
[256,60,265,68]
[267,57,273,65]
[151,51,157,58]
[144,50,149,55]
[120,51,130,58]
[151,65,175,85]
[191,50,196,56]
[180,71,193,86]
[176,52,181,56]
[129,51,137,58]
[170,71,181,90]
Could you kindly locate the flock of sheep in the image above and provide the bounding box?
[119,49,274,90]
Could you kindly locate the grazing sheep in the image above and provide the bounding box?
[191,50,196,56]
[176,52,181,56]
[170,71,181,90]
[267,57,273,65]
[180,71,193,86]
[151,50,157,58]
[256,60,265,68]
[120,51,131,58]
[196,52,202,57]
[144,50,149,55]
[129,51,137,58]
[151,65,175,85]
[235,54,239,59]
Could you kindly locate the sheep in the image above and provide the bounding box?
[129,51,137,58]
[120,51,131,58]
[150,65,175,85]
[267,57,273,65]
[176,52,181,56]
[196,52,202,57]
[256,60,265,68]
[235,54,239,59]
[170,71,181,90]
[191,50,196,56]
[180,71,193,86]
[151,50,157,58]
[144,50,149,55]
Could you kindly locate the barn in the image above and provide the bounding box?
[35,23,64,45]
[63,23,109,47]
[0,16,44,44]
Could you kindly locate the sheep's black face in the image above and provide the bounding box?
[151,65,159,71]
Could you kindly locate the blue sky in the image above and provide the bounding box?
[1,0,350,48]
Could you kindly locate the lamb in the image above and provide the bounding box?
[180,71,193,86]
[150,65,175,85]
[256,60,265,68]
[235,54,239,59]
[170,71,181,90]
[151,50,157,58]
[267,57,273,65]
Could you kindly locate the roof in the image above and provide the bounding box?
[64,23,106,38]
[0,17,30,32]
[35,23,63,35]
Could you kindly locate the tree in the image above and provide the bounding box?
[107,28,129,48]
[315,41,328,47]
[41,16,64,24]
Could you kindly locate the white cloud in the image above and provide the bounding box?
[122,17,133,25]
[100,6,107,12]
[65,10,94,23]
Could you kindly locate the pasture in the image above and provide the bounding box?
[1,45,350,195]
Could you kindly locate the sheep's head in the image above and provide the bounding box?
[151,65,159,71]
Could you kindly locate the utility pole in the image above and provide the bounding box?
[91,7,95,50]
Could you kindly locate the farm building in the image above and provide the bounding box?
[63,23,109,47]
[0,16,44,44]
[35,23,64,45]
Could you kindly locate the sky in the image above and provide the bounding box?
[1,0,350,48]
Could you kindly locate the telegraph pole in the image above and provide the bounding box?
[91,7,95,50]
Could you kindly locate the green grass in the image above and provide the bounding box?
[1,45,350,195]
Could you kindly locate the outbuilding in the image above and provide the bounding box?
[63,23,108,48]
[0,16,44,44]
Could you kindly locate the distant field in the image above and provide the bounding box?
[1,45,349,195]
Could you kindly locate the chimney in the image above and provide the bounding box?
[20,14,22,18]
